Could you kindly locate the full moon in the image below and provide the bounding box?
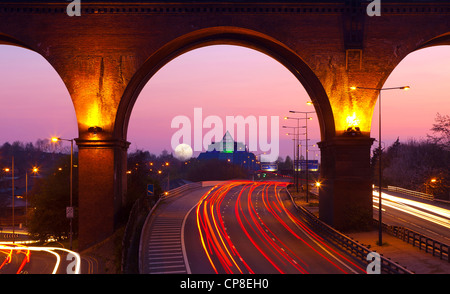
[174,143,193,161]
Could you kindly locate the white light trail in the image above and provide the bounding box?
[373,191,450,229]
[0,244,81,274]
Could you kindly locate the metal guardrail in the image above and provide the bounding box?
[379,186,450,263]
[387,185,434,201]
[137,182,203,273]
[285,188,414,274]
[163,182,202,199]
[384,225,450,263]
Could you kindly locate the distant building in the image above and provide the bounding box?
[197,131,259,171]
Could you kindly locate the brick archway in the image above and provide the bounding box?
[1,1,449,249]
[115,26,335,144]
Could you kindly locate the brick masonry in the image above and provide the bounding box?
[0,1,448,248]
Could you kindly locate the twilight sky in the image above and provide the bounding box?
[0,44,448,160]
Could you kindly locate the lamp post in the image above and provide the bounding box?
[287,111,314,202]
[51,137,74,250]
[350,85,410,246]
[283,119,309,192]
[3,162,15,243]
[426,178,437,195]
[283,125,299,189]
[12,156,15,243]
[25,167,39,226]
[284,129,306,189]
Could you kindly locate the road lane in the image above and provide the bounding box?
[185,181,367,274]
[141,181,368,274]
[373,191,450,244]
[0,244,81,274]
[140,186,212,274]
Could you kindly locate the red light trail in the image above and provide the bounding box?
[195,180,366,274]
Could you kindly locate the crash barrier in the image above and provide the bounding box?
[122,195,156,273]
[384,224,449,263]
[201,181,226,187]
[387,186,434,201]
[285,188,414,274]
[163,182,203,199]
[387,185,450,205]
[136,182,203,273]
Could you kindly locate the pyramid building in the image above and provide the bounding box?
[197,131,259,171]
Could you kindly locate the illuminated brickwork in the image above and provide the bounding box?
[0,1,449,247]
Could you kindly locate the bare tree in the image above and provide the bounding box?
[428,113,450,151]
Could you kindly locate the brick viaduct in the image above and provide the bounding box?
[0,0,448,249]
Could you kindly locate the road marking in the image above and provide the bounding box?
[151,270,187,274]
[278,189,360,274]
[149,253,183,258]
[145,217,187,274]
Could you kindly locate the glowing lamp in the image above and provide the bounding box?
[88,126,103,135]
[344,113,362,135]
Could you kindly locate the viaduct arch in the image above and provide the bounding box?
[0,1,449,249]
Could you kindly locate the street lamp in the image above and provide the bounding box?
[350,85,410,246]
[284,125,300,189]
[283,119,309,193]
[284,127,306,190]
[25,166,39,226]
[5,157,16,243]
[3,157,17,242]
[287,111,314,202]
[426,178,437,195]
[51,137,74,250]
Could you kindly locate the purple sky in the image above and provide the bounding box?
[0,44,448,160]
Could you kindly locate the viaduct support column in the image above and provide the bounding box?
[76,138,130,251]
[318,135,375,232]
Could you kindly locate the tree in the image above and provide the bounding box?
[27,155,78,241]
[126,150,163,204]
[186,159,248,182]
[382,139,450,200]
[276,156,293,171]
[428,113,450,151]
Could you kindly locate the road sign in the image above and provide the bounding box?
[66,206,74,219]
[261,163,278,172]
[147,184,154,196]
[295,160,319,171]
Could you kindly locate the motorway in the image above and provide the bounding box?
[373,190,450,245]
[140,180,367,274]
[0,229,94,274]
[0,244,81,274]
[2,183,447,275]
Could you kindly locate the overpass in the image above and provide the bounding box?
[0,0,449,249]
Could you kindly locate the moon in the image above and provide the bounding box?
[174,143,193,161]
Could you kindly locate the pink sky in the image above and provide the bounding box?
[0,44,448,160]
